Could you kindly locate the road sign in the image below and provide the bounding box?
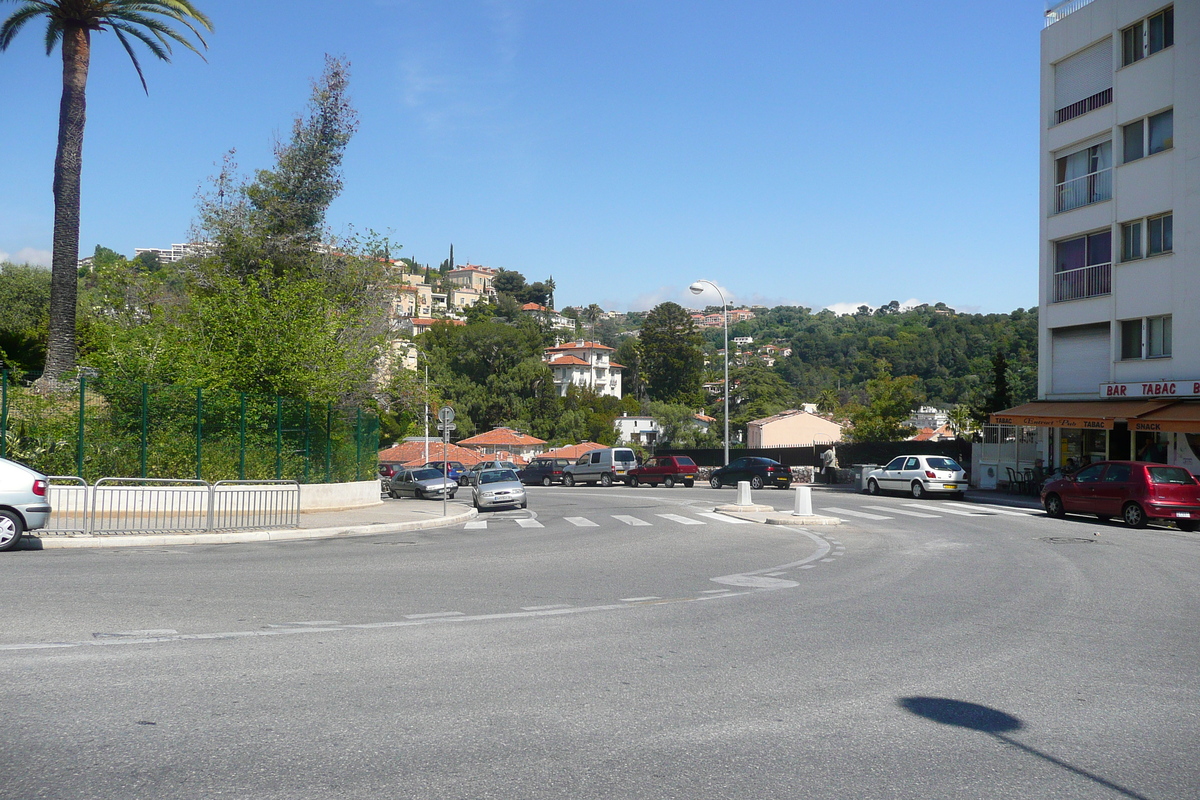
[436,422,456,432]
[438,406,455,424]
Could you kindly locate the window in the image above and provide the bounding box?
[1055,230,1111,272]
[1055,40,1113,124]
[1055,141,1112,212]
[1122,7,1173,66]
[1121,316,1172,359]
[1122,213,1172,260]
[1123,109,1173,162]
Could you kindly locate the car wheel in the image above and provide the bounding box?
[600,473,613,487]
[866,478,880,496]
[629,476,639,487]
[520,500,527,509]
[1122,502,1148,529]
[541,476,552,487]
[564,474,575,487]
[1177,520,1197,532]
[684,480,694,488]
[663,477,674,489]
[448,492,456,500]
[910,482,924,499]
[1043,493,1065,518]
[750,476,764,490]
[0,509,24,552]
[389,487,400,499]
[710,476,722,489]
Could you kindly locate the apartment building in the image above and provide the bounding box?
[994,0,1198,474]
[544,340,624,398]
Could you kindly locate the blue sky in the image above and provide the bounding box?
[0,1,1042,315]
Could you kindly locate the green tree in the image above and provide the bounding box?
[638,302,703,405]
[845,362,921,442]
[0,262,51,371]
[1,0,212,384]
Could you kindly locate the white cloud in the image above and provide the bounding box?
[0,247,51,267]
[823,301,871,316]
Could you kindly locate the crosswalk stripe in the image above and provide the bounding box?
[464,520,487,529]
[823,506,892,520]
[966,504,1041,516]
[515,518,544,528]
[903,503,989,516]
[695,512,755,524]
[862,505,940,518]
[656,513,705,525]
[565,517,599,527]
[612,515,652,526]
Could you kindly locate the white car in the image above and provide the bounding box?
[865,455,968,499]
[472,468,527,510]
[0,457,52,552]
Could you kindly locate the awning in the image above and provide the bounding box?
[1129,401,1200,433]
[990,400,1176,430]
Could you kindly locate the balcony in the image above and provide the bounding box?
[1055,168,1111,213]
[1044,0,1097,27]
[1055,88,1111,125]
[1053,262,1111,303]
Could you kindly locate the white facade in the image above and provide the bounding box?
[614,415,659,446]
[545,340,623,398]
[1036,0,1200,471]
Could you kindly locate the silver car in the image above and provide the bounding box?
[388,467,458,500]
[0,457,52,552]
[865,455,968,499]
[471,468,527,510]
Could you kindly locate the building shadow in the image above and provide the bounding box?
[898,697,1152,800]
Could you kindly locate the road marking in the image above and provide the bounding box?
[822,506,892,520]
[464,520,487,529]
[821,558,836,562]
[612,515,651,526]
[765,571,788,576]
[564,517,599,527]
[904,503,989,516]
[695,512,754,524]
[800,564,816,569]
[700,589,732,594]
[967,504,1041,516]
[862,505,940,518]
[656,513,705,525]
[403,612,464,620]
[521,604,572,611]
[620,596,661,602]
[515,518,544,528]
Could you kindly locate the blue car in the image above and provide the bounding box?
[424,461,467,483]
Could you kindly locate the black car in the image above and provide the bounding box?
[517,457,574,486]
[709,457,792,490]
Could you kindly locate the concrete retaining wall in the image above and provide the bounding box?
[299,480,383,511]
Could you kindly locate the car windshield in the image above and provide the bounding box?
[926,457,962,471]
[411,468,442,481]
[1148,466,1197,485]
[480,470,518,485]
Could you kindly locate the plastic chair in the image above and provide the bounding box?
[1005,467,1027,495]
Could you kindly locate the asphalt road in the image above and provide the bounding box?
[2,485,1198,799]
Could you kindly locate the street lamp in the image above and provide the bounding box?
[689,280,729,466]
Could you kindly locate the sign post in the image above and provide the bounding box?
[437,407,455,516]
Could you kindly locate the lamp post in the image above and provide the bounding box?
[689,280,729,466]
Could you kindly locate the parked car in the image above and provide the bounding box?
[388,467,458,500]
[423,461,467,484]
[709,457,792,490]
[865,455,967,499]
[517,457,574,486]
[1041,460,1200,530]
[563,447,638,487]
[0,457,52,552]
[628,455,699,488]
[472,468,527,510]
[378,464,397,493]
[462,460,518,486]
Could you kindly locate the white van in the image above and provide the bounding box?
[563,447,638,487]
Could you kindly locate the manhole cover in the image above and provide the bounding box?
[1040,536,1096,544]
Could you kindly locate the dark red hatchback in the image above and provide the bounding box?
[1041,460,1200,530]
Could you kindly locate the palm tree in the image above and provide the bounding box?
[1,1,212,385]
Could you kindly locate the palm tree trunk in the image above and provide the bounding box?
[40,25,90,386]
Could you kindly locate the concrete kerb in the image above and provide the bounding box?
[23,505,479,550]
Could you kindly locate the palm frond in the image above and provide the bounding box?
[0,3,51,51]
[110,23,149,92]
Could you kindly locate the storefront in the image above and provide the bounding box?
[991,383,1200,476]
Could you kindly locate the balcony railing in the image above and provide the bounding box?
[1053,262,1111,303]
[1055,168,1111,213]
[1045,0,1097,27]
[1055,88,1111,125]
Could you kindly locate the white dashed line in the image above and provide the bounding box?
[967,504,1041,516]
[565,517,599,527]
[521,604,573,611]
[903,503,989,516]
[822,506,893,520]
[515,518,544,528]
[464,520,487,529]
[619,596,661,602]
[403,612,465,620]
[695,511,754,524]
[612,515,652,526]
[656,513,705,525]
[700,589,732,594]
[863,505,940,518]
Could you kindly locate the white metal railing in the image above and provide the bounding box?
[43,477,300,535]
[1044,0,1097,26]
[1053,262,1111,302]
[1055,168,1111,213]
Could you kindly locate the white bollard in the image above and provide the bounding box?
[793,485,813,516]
[736,480,752,506]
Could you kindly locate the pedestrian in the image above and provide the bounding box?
[821,446,838,485]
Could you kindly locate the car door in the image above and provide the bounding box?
[394,470,416,497]
[878,457,906,491]
[1092,463,1132,517]
[1064,463,1105,512]
[725,458,749,484]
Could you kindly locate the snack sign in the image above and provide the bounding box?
[1101,380,1200,399]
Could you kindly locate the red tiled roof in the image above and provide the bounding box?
[547,355,590,366]
[546,341,613,352]
[543,442,606,459]
[377,441,487,467]
[457,427,547,447]
[521,302,547,312]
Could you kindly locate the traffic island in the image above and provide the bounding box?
[713,482,843,526]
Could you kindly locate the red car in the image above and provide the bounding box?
[627,455,699,488]
[1041,460,1200,530]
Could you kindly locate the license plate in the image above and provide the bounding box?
[684,474,695,479]
[943,484,957,490]
[1177,512,1192,518]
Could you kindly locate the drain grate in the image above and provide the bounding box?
[1040,536,1096,544]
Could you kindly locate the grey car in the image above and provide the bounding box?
[0,457,52,552]
[471,468,527,510]
[388,467,458,500]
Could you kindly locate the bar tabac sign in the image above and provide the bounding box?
[991,413,1111,429]
[1100,380,1200,399]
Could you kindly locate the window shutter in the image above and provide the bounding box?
[1054,39,1112,115]
[1051,324,1110,395]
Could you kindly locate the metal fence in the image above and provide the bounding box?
[0,371,379,484]
[43,477,300,535]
